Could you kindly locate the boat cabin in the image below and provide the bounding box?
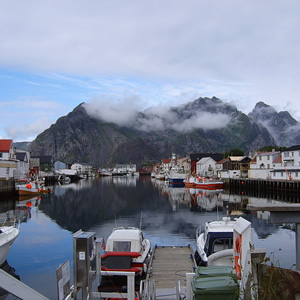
[105,227,146,253]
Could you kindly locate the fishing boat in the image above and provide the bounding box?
[0,221,20,266]
[194,177,224,190]
[184,175,197,188]
[155,171,166,181]
[101,227,152,277]
[167,166,187,184]
[195,216,236,266]
[15,181,52,196]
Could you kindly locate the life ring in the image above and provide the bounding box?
[234,234,242,280]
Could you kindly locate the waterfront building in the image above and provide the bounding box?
[271,145,300,181]
[216,156,251,179]
[0,139,17,179]
[196,157,217,177]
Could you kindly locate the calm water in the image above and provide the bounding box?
[0,175,297,299]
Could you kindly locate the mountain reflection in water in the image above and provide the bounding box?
[1,176,297,299]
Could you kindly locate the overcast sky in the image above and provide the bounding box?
[1,0,300,141]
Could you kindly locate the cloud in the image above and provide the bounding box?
[0,98,65,141]
[5,117,52,141]
[84,97,231,132]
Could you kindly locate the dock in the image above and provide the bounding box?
[147,245,196,298]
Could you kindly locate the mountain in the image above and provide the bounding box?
[28,97,286,166]
[248,101,300,147]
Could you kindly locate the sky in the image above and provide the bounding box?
[1,0,300,141]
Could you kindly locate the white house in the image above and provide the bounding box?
[271,145,300,181]
[248,151,281,180]
[196,157,216,177]
[71,163,93,175]
[15,149,30,179]
[0,139,17,179]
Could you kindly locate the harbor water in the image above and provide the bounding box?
[0,175,297,299]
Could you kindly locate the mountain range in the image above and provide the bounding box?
[20,97,300,167]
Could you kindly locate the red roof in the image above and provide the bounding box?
[0,139,13,152]
[162,159,171,164]
[273,154,282,164]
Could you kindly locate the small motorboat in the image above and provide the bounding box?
[101,227,151,277]
[0,222,20,266]
[15,181,52,196]
[195,216,236,266]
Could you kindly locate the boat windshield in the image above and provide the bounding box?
[211,238,233,253]
[113,241,131,252]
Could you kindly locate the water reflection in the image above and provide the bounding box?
[0,177,298,299]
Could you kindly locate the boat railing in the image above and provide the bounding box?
[0,216,19,228]
[195,225,204,238]
[139,278,156,300]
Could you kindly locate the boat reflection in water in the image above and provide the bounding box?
[0,176,298,299]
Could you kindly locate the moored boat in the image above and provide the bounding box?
[167,166,187,184]
[195,216,236,266]
[15,181,52,196]
[0,221,20,266]
[101,227,151,277]
[194,177,224,190]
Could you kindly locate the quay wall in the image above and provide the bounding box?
[0,179,15,195]
[226,178,300,191]
[225,178,300,202]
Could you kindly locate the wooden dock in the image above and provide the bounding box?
[147,245,196,290]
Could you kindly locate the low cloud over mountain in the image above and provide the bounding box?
[84,96,232,132]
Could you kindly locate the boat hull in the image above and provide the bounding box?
[194,183,224,190]
[0,227,20,265]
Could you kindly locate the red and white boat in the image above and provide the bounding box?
[185,176,223,190]
[194,177,224,190]
[101,227,152,276]
[15,181,52,196]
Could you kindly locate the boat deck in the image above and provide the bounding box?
[147,245,196,297]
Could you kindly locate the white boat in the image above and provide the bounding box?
[0,222,20,265]
[15,181,52,196]
[167,166,187,184]
[195,216,236,266]
[155,171,166,181]
[101,227,152,277]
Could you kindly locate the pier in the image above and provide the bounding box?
[147,245,196,299]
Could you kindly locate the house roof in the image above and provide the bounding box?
[216,158,230,164]
[273,154,282,164]
[162,158,171,164]
[285,145,300,151]
[0,139,13,152]
[16,152,27,161]
[190,153,223,162]
[31,156,52,163]
[197,157,216,164]
[256,151,280,156]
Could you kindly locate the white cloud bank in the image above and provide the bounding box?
[84,98,231,132]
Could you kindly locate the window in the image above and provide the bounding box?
[259,156,262,160]
[284,152,288,157]
[281,172,283,177]
[113,241,131,252]
[296,172,298,177]
[267,155,270,160]
[212,238,233,253]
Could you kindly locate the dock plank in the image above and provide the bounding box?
[148,246,196,289]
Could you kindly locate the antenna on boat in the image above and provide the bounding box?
[140,211,143,230]
[114,213,117,228]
